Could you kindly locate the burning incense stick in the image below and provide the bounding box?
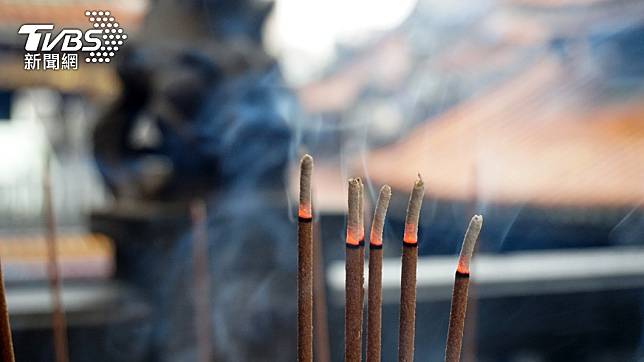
[345,178,364,362]
[462,164,480,362]
[191,200,213,362]
[0,258,14,362]
[366,185,391,362]
[398,175,424,362]
[43,158,69,362]
[444,215,483,362]
[298,154,314,362]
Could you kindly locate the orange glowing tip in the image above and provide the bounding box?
[456,215,483,274]
[346,231,362,246]
[369,185,391,246]
[298,154,313,219]
[346,178,362,246]
[402,175,425,244]
[402,224,417,244]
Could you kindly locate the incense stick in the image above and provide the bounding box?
[43,158,69,362]
[312,216,331,362]
[444,215,483,362]
[345,178,363,362]
[298,154,314,362]
[191,200,213,362]
[462,164,480,362]
[398,175,424,362]
[366,185,391,362]
[0,258,14,362]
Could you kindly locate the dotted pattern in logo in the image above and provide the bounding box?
[83,10,128,63]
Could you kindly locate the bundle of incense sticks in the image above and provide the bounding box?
[295,159,485,362]
[298,155,314,362]
[444,215,483,362]
[343,175,426,362]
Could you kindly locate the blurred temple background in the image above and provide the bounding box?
[0,0,643,361]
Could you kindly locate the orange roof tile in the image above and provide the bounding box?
[367,56,644,208]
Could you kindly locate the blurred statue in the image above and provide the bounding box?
[93,0,279,202]
[92,1,298,361]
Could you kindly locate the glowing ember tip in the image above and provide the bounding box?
[298,154,313,219]
[346,178,362,245]
[456,215,483,274]
[370,185,391,246]
[403,175,425,244]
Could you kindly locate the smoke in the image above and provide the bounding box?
[609,205,644,246]
[87,1,644,360]
[142,68,298,361]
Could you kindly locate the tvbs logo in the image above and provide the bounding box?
[18,10,128,71]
